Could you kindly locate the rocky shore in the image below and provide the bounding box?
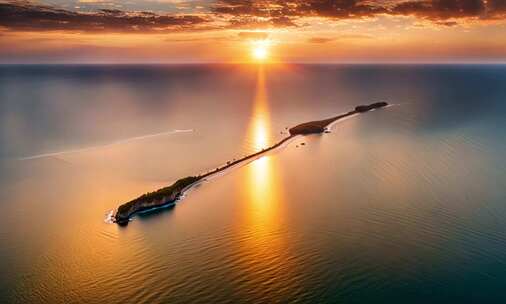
[115,176,201,225]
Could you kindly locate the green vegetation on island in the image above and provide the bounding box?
[115,176,201,225]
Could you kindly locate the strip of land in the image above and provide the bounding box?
[114,102,388,225]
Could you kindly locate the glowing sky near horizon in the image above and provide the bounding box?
[0,0,505,63]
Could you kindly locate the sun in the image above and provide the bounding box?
[253,45,268,61]
[251,40,270,62]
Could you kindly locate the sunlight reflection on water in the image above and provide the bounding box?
[2,65,506,303]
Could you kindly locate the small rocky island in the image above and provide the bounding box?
[114,101,388,225]
[115,176,201,225]
[289,102,388,135]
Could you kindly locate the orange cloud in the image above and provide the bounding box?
[2,0,505,34]
[0,1,208,33]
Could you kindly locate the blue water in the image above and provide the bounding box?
[0,64,505,303]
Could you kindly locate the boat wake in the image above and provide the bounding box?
[18,129,194,160]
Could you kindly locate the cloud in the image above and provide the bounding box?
[0,0,505,34]
[308,37,334,43]
[0,1,208,32]
[226,16,296,29]
[238,31,269,40]
[486,0,506,18]
[307,34,371,43]
[390,0,485,20]
[163,31,269,43]
[213,0,506,25]
[212,0,386,19]
[435,20,459,27]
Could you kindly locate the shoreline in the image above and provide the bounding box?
[113,102,388,225]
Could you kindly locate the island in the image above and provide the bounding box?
[115,176,200,225]
[355,102,389,113]
[114,101,388,225]
[289,102,388,135]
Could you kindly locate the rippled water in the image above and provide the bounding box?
[1,64,506,303]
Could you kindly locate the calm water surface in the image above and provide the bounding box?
[0,64,506,303]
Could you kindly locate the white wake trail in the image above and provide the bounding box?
[18,129,194,160]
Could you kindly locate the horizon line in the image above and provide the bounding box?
[1,61,506,66]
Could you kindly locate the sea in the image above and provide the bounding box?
[0,64,505,303]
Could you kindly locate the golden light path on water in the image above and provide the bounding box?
[247,66,280,230]
[232,67,303,296]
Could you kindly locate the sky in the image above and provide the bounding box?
[0,0,505,63]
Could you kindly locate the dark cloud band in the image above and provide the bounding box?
[0,0,505,33]
[213,0,505,22]
[0,1,207,32]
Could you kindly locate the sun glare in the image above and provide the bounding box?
[251,40,270,62]
[253,46,267,60]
